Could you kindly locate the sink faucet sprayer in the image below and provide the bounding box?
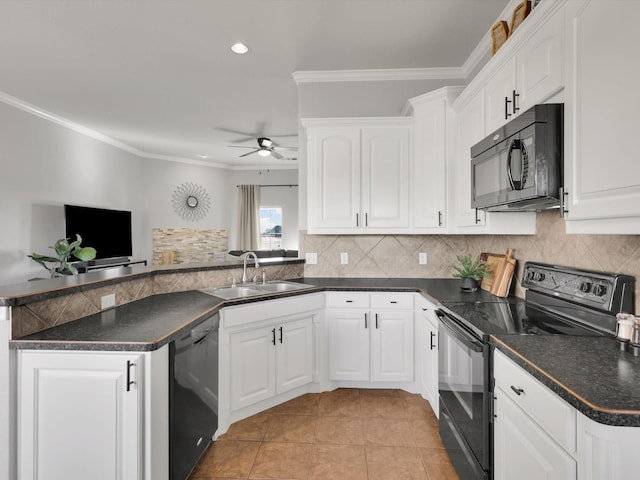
[242,251,260,284]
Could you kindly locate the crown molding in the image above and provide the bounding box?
[0,90,247,170]
[292,67,466,84]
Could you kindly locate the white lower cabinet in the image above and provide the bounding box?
[417,297,439,416]
[327,293,414,383]
[494,385,576,480]
[229,317,313,411]
[18,350,147,480]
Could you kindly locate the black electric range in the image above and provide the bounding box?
[436,262,635,480]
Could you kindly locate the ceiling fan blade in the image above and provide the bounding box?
[271,150,284,160]
[228,145,258,149]
[239,150,258,158]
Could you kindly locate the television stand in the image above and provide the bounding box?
[75,258,147,273]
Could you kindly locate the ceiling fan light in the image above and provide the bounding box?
[230,42,249,55]
[257,148,271,157]
[258,137,272,148]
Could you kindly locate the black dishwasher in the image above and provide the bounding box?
[169,313,219,480]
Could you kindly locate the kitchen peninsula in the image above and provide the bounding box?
[2,261,640,479]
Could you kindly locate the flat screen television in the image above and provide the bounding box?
[64,204,133,261]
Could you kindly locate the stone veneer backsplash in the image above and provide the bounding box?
[300,210,640,312]
[11,262,304,339]
[152,228,228,264]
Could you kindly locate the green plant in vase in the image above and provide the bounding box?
[451,254,490,292]
[28,235,97,278]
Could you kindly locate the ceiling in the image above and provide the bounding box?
[0,0,509,168]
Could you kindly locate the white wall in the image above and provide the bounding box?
[229,169,299,251]
[139,158,234,257]
[0,102,145,285]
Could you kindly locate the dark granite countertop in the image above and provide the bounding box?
[492,335,640,426]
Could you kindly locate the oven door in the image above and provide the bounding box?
[436,310,490,480]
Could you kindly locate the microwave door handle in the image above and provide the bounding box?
[507,139,523,191]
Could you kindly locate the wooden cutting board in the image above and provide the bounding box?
[480,252,505,292]
[491,248,515,297]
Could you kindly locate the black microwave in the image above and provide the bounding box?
[471,103,563,212]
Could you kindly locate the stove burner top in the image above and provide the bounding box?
[441,299,605,338]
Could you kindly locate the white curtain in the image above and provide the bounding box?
[237,185,260,250]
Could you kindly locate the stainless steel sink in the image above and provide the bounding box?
[200,281,312,299]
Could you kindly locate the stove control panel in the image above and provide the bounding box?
[522,262,634,314]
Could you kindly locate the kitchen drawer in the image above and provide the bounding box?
[415,295,437,313]
[371,292,414,310]
[494,350,576,453]
[326,292,370,309]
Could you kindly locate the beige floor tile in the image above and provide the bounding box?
[268,393,320,416]
[360,395,408,419]
[411,420,445,449]
[308,463,368,480]
[318,393,363,417]
[365,445,424,469]
[366,462,429,480]
[264,414,316,443]
[190,440,260,478]
[314,416,364,445]
[424,461,460,480]
[363,417,416,447]
[311,444,366,466]
[419,447,452,466]
[249,442,311,479]
[218,412,271,442]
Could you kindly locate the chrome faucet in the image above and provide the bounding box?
[242,251,260,284]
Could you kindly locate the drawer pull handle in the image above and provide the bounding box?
[510,385,524,396]
[390,301,397,304]
[422,307,428,312]
[346,300,353,303]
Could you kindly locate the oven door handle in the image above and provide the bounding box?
[435,309,484,352]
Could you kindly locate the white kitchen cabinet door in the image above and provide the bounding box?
[361,126,410,229]
[484,58,517,134]
[494,386,576,480]
[230,326,277,410]
[451,93,486,229]
[410,90,451,230]
[275,317,313,394]
[420,306,439,416]
[563,0,640,229]
[328,309,370,381]
[516,7,563,112]
[19,351,141,480]
[307,127,361,230]
[370,310,414,382]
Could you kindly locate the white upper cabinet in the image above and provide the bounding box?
[563,0,640,232]
[407,87,463,232]
[483,3,564,134]
[304,118,411,234]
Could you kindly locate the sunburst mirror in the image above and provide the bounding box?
[172,182,211,221]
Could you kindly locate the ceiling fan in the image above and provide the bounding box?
[229,137,297,160]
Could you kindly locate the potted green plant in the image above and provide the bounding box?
[28,235,97,278]
[451,254,490,292]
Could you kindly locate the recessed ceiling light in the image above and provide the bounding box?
[230,43,250,55]
[196,154,209,159]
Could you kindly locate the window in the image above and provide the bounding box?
[259,207,282,249]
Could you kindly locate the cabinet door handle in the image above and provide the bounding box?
[505,96,512,119]
[356,213,359,227]
[559,187,569,218]
[430,331,436,350]
[475,208,482,224]
[510,385,524,396]
[272,328,276,345]
[512,90,520,114]
[365,213,368,227]
[279,326,283,344]
[126,360,135,392]
[438,210,443,226]
[375,313,379,329]
[364,313,368,329]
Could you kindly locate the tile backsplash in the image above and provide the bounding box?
[301,211,640,311]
